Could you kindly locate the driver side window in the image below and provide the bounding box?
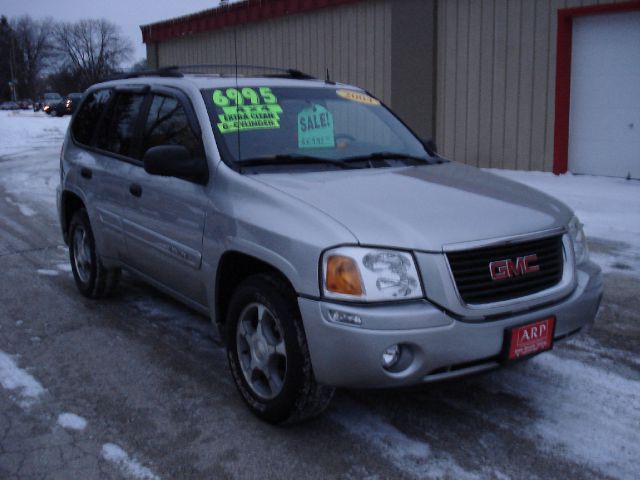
[142,95,201,159]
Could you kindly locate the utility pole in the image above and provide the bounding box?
[8,33,18,101]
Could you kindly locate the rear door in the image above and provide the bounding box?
[69,87,128,261]
[120,87,209,305]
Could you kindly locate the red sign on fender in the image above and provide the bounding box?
[508,317,555,360]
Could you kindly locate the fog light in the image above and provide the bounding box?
[382,344,400,369]
[328,309,362,326]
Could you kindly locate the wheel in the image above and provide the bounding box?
[49,109,58,117]
[226,274,334,424]
[68,209,121,298]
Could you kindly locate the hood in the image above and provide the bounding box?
[251,162,572,251]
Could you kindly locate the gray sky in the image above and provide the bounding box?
[1,0,226,65]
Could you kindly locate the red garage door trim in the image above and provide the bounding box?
[141,0,362,44]
[553,0,640,174]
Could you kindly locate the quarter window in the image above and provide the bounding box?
[71,89,112,145]
[142,95,200,158]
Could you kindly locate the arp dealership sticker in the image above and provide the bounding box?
[336,89,380,105]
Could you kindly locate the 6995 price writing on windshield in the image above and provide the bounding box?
[212,87,278,106]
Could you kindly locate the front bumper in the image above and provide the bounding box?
[299,261,603,388]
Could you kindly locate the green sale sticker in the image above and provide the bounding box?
[217,104,283,134]
[297,104,335,149]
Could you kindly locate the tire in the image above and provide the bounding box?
[68,209,121,298]
[49,109,58,117]
[226,273,334,424]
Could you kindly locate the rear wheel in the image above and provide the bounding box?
[68,209,120,298]
[226,274,334,424]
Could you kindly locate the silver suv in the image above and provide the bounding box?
[57,67,603,424]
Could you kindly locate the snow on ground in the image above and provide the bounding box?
[484,351,640,480]
[0,111,69,210]
[4,196,36,217]
[101,443,160,480]
[332,403,485,480]
[0,110,70,158]
[489,169,640,276]
[0,350,45,408]
[56,263,72,273]
[57,412,88,431]
[37,269,60,276]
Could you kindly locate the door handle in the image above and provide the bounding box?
[80,167,92,179]
[129,183,142,197]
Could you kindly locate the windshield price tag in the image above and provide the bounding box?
[336,89,380,105]
[298,105,335,149]
[213,87,283,133]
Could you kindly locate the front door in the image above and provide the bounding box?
[120,91,209,305]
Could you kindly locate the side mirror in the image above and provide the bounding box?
[143,145,208,184]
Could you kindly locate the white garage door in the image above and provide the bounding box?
[568,11,640,179]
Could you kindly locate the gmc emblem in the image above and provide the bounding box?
[489,254,540,281]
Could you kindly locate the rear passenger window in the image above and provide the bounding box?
[72,89,112,145]
[142,95,201,158]
[96,92,145,158]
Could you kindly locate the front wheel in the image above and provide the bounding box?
[68,209,120,298]
[226,274,334,424]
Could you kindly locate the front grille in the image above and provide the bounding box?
[447,235,564,304]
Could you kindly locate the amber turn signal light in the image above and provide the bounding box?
[325,255,364,296]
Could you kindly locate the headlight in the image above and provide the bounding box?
[568,216,589,265]
[322,247,423,302]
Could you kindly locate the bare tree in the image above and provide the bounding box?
[0,16,13,100]
[10,16,54,99]
[53,19,133,88]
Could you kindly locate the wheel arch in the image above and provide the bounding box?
[214,250,298,330]
[60,190,86,244]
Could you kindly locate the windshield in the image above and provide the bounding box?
[202,86,430,167]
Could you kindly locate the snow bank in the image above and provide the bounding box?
[0,350,45,408]
[101,443,160,480]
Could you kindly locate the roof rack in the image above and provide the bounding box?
[107,64,316,82]
[105,67,184,81]
[168,64,316,79]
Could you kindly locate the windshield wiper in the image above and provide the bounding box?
[237,154,357,170]
[341,152,440,165]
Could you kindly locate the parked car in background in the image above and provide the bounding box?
[57,68,603,424]
[17,99,33,110]
[63,93,83,115]
[0,101,20,110]
[34,93,63,115]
